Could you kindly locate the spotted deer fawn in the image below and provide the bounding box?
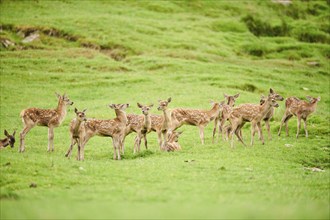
[19,93,73,152]
[258,89,284,140]
[124,103,154,154]
[278,96,320,138]
[76,103,129,160]
[212,93,240,143]
[170,101,224,145]
[157,98,173,150]
[65,108,87,159]
[229,94,279,148]
[163,131,183,152]
[0,130,16,149]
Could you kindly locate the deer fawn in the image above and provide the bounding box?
[163,131,183,152]
[65,108,87,159]
[258,89,284,140]
[124,103,154,154]
[229,94,279,148]
[0,130,16,149]
[19,93,73,152]
[157,98,173,150]
[77,103,129,161]
[278,96,320,138]
[212,93,240,143]
[171,101,224,145]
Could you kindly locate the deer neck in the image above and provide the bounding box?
[162,108,172,129]
[143,113,152,130]
[115,109,127,124]
[56,99,67,123]
[72,119,84,135]
[207,104,221,120]
[259,99,272,118]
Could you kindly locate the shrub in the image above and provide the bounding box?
[242,15,290,37]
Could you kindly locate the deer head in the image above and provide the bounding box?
[157,97,171,111]
[4,130,16,148]
[269,88,284,101]
[137,103,154,115]
[56,92,74,106]
[74,108,87,122]
[224,93,240,106]
[306,96,321,104]
[168,131,183,143]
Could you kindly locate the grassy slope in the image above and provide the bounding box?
[0,0,329,219]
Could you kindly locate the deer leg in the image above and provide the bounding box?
[303,118,308,138]
[220,118,226,141]
[212,117,220,144]
[257,122,264,144]
[157,131,162,150]
[296,116,302,139]
[199,126,205,145]
[161,131,167,150]
[19,125,33,153]
[121,136,126,154]
[278,113,288,136]
[230,123,238,149]
[250,123,257,146]
[47,127,55,152]
[65,138,77,158]
[143,133,148,150]
[265,120,271,140]
[235,127,246,146]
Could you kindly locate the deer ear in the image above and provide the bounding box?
[109,104,115,109]
[74,108,78,113]
[83,109,87,113]
[12,130,16,136]
[210,100,214,105]
[317,96,321,101]
[224,94,228,98]
[149,104,154,108]
[55,92,61,99]
[4,130,9,136]
[177,131,183,135]
[234,93,240,98]
[306,96,312,101]
[167,97,172,103]
[137,103,143,108]
[270,88,274,94]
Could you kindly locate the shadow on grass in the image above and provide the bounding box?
[121,150,155,160]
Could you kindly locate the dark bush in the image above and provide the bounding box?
[242,15,290,37]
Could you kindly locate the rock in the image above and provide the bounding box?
[22,32,40,43]
[307,61,320,67]
[1,39,15,48]
[304,167,324,172]
[272,0,292,6]
[29,182,37,188]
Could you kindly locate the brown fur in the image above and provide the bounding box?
[77,103,129,160]
[65,108,87,159]
[278,96,320,138]
[229,95,279,148]
[124,103,153,154]
[157,98,173,149]
[171,101,224,145]
[19,93,73,152]
[258,88,284,140]
[163,131,183,152]
[0,130,16,149]
[212,93,240,143]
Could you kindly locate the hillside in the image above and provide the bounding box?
[0,0,329,219]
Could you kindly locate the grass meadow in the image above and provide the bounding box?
[0,0,329,219]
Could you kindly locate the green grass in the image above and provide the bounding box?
[0,0,329,219]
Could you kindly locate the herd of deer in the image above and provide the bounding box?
[0,89,321,161]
